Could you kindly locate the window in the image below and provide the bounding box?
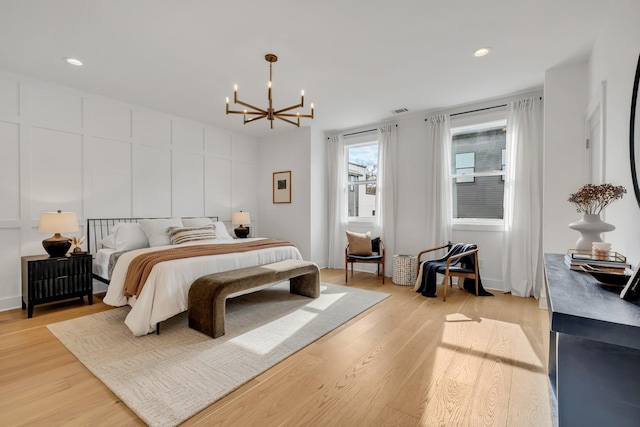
[451,122,506,220]
[346,142,378,219]
[455,152,476,183]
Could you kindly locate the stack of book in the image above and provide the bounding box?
[565,249,631,272]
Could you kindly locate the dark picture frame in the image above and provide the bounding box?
[273,170,292,204]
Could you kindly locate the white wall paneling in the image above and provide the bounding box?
[30,127,83,218]
[172,119,204,152]
[132,144,172,218]
[0,121,20,220]
[0,228,22,310]
[85,137,132,218]
[133,109,171,147]
[0,71,259,312]
[232,160,258,229]
[172,151,205,217]
[205,126,232,158]
[85,98,133,140]
[0,75,19,117]
[205,156,232,220]
[25,84,83,131]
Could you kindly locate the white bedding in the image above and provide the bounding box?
[103,238,303,336]
[93,248,117,280]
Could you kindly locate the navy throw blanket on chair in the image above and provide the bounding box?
[415,243,493,298]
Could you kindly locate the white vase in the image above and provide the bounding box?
[568,213,615,251]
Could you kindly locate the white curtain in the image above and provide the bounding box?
[327,134,346,268]
[425,114,453,249]
[502,97,543,298]
[375,125,397,274]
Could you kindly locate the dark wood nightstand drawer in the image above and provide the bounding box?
[21,254,93,318]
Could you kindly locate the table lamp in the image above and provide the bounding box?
[231,211,251,238]
[38,210,79,257]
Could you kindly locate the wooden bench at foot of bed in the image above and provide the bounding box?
[188,259,320,338]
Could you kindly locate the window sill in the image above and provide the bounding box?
[452,219,503,232]
[346,218,376,225]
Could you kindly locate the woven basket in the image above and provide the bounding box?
[393,254,417,286]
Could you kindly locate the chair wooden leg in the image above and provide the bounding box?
[345,260,348,283]
[381,262,385,284]
[475,277,479,296]
[443,275,448,301]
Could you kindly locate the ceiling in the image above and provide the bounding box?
[0,1,611,138]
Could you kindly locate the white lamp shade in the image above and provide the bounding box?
[231,211,251,225]
[38,211,79,234]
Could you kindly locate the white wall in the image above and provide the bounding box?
[543,61,590,255]
[310,127,328,267]
[0,71,258,311]
[257,127,313,261]
[588,0,640,265]
[334,91,541,291]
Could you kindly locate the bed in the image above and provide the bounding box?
[87,217,303,336]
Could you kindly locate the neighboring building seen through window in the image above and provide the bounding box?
[451,124,506,219]
[346,142,378,219]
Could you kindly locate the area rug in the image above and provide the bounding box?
[47,282,388,427]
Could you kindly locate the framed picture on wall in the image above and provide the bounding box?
[273,171,292,204]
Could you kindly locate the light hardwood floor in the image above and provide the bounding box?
[0,269,552,426]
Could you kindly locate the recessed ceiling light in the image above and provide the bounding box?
[64,57,84,66]
[473,47,492,57]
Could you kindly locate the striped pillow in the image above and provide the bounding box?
[169,225,216,245]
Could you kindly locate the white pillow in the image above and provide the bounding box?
[100,232,117,249]
[100,223,150,251]
[213,221,234,240]
[182,217,214,227]
[139,218,184,247]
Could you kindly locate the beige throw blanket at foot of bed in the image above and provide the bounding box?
[123,239,297,297]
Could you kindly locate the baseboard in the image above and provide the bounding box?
[0,283,109,312]
[0,295,23,312]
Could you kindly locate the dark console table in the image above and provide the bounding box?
[544,253,640,427]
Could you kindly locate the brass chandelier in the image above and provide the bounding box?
[225,54,314,128]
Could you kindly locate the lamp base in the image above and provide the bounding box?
[42,233,72,258]
[234,226,250,238]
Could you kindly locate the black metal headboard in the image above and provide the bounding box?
[86,217,219,256]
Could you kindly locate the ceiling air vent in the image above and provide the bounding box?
[391,108,409,114]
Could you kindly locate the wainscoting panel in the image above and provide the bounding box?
[0,121,20,220]
[205,126,232,158]
[132,109,171,147]
[0,228,21,309]
[232,160,258,217]
[172,151,205,217]
[30,127,83,218]
[25,84,83,131]
[205,156,232,220]
[172,119,204,152]
[85,98,132,140]
[85,137,132,218]
[132,144,172,218]
[0,75,19,116]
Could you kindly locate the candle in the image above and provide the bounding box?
[592,242,611,260]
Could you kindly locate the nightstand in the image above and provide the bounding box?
[21,254,93,318]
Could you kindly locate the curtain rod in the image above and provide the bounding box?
[327,124,397,139]
[425,97,542,120]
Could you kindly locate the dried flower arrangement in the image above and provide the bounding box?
[71,236,85,252]
[568,183,626,215]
